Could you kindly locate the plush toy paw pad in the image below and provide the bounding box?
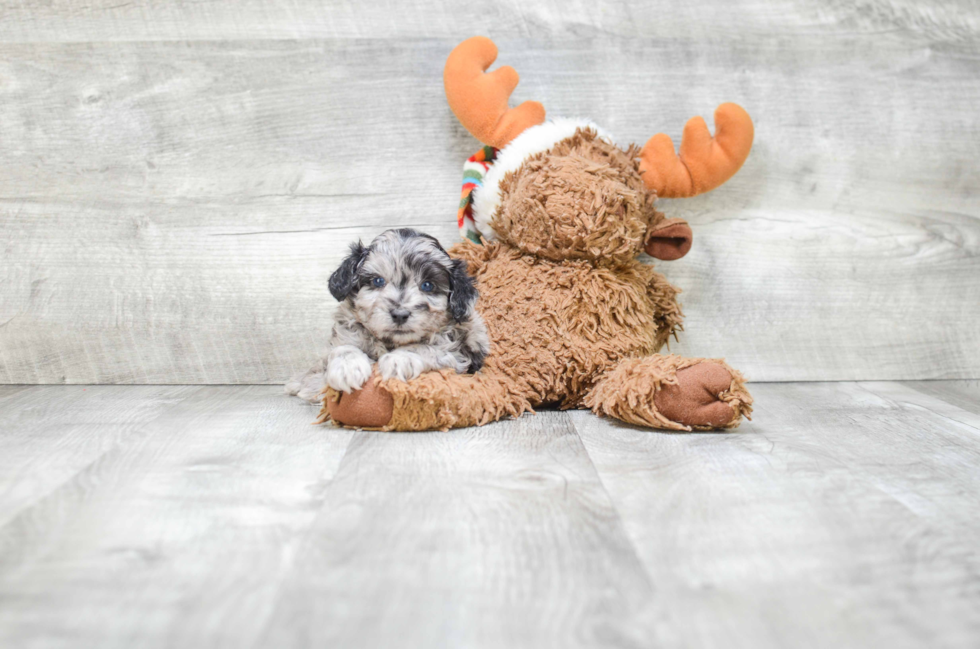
[654,363,736,428]
[327,377,394,429]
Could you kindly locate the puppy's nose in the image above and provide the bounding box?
[390,308,411,325]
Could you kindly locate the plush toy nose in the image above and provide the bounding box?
[645,218,693,261]
[390,308,411,325]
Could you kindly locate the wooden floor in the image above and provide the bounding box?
[0,382,977,648]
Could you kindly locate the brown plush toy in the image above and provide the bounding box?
[317,36,755,432]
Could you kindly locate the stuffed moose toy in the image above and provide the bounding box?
[319,36,755,431]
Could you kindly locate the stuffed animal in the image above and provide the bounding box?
[317,36,755,432]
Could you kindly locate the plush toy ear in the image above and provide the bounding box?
[328,241,368,301]
[448,259,478,322]
[645,218,693,261]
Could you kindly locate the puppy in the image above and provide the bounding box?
[285,228,490,403]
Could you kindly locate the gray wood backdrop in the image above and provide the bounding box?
[1,1,978,384]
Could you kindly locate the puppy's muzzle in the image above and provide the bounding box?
[390,308,411,325]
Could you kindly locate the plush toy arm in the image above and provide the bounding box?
[320,368,531,431]
[641,268,685,348]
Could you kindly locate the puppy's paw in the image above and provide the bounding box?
[378,350,425,382]
[326,353,373,393]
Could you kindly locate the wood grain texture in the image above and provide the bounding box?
[258,411,663,649]
[1,4,979,383]
[903,379,980,417]
[572,381,980,649]
[0,386,353,648]
[2,383,979,647]
[1,0,977,43]
[0,385,195,527]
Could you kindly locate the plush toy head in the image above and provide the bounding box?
[445,37,754,264]
[486,125,655,266]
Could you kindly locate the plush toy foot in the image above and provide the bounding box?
[654,363,736,428]
[584,354,752,431]
[319,378,394,429]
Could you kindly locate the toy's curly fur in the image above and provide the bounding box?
[318,127,753,432]
[495,129,654,265]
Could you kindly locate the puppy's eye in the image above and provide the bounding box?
[420,280,434,293]
[372,277,386,288]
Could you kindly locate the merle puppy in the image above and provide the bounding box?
[286,228,489,402]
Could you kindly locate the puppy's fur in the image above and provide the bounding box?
[286,228,490,403]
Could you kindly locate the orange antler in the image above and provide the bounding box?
[639,103,754,198]
[444,36,546,148]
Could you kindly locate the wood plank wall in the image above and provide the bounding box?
[1,1,978,384]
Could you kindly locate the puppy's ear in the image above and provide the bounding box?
[328,241,368,301]
[448,259,478,322]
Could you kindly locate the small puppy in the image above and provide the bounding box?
[286,228,490,402]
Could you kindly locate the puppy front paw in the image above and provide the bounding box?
[378,351,425,382]
[326,354,373,393]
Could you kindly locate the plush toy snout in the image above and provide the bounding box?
[645,218,693,261]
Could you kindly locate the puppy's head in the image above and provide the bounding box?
[329,228,478,345]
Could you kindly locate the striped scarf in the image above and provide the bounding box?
[457,145,498,244]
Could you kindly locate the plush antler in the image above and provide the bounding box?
[639,103,754,198]
[444,36,546,148]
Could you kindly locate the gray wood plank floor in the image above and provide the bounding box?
[1,382,978,648]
